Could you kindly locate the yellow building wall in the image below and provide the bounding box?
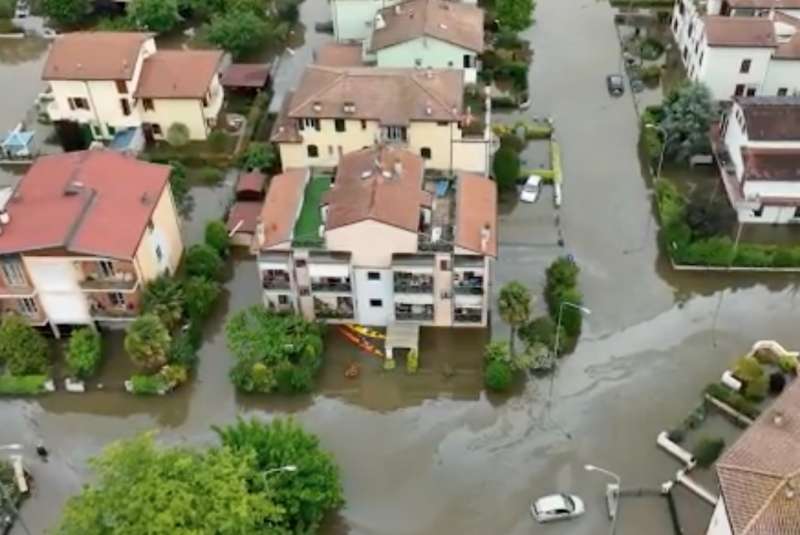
[407,120,456,171]
[133,183,184,280]
[324,220,418,267]
[139,98,210,140]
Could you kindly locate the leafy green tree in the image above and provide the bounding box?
[0,315,50,375]
[166,122,190,147]
[226,306,324,393]
[42,0,90,27]
[129,0,181,33]
[207,129,228,152]
[492,146,520,192]
[661,82,716,162]
[182,276,221,321]
[124,314,171,371]
[168,161,192,215]
[519,316,556,350]
[142,275,185,330]
[66,328,102,379]
[485,359,513,392]
[205,219,231,257]
[497,281,532,355]
[185,243,224,280]
[495,0,535,32]
[56,434,283,535]
[238,142,276,172]
[0,0,15,18]
[205,9,276,59]
[215,418,344,532]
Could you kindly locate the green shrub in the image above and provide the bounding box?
[655,180,685,225]
[130,373,169,395]
[667,428,685,444]
[166,122,190,147]
[492,146,521,191]
[546,256,579,289]
[167,329,199,368]
[204,219,231,257]
[0,315,51,375]
[705,383,760,419]
[66,328,102,379]
[499,134,525,153]
[207,130,228,153]
[639,37,665,60]
[142,275,185,330]
[639,64,662,86]
[519,316,557,350]
[125,314,171,371]
[159,364,188,389]
[182,277,221,321]
[733,355,764,382]
[237,142,275,172]
[693,437,725,468]
[484,359,513,392]
[744,374,768,401]
[772,248,800,267]
[406,349,418,373]
[734,245,774,268]
[0,374,47,395]
[778,354,798,374]
[185,244,224,280]
[196,166,223,185]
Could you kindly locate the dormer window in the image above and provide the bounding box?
[300,118,320,131]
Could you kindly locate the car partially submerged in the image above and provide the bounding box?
[519,175,542,203]
[531,493,585,523]
[606,74,625,96]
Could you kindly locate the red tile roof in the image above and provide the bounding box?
[42,32,153,81]
[227,201,262,234]
[259,169,308,248]
[221,63,271,88]
[236,171,266,195]
[715,379,800,534]
[134,50,223,99]
[323,146,431,233]
[703,16,776,47]
[741,147,800,181]
[315,43,365,67]
[0,151,169,259]
[454,172,497,256]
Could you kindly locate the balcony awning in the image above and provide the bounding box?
[308,263,349,277]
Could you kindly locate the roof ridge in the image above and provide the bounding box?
[289,68,348,116]
[740,478,791,535]
[409,72,460,120]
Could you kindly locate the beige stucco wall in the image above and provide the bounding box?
[452,138,489,174]
[325,220,418,267]
[139,98,210,140]
[134,183,184,280]
[407,120,455,170]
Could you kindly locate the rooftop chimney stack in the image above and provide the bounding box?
[480,224,491,253]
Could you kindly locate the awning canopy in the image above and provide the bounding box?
[1,128,34,156]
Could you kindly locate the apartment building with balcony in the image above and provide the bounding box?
[0,150,183,336]
[270,66,492,175]
[671,0,800,99]
[41,32,225,143]
[255,146,496,327]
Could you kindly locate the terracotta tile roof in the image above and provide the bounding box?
[741,147,800,181]
[454,172,496,256]
[738,97,800,140]
[259,169,308,248]
[0,151,169,259]
[703,16,776,47]
[134,50,223,99]
[43,32,153,81]
[715,379,800,534]
[323,146,431,233]
[270,91,303,143]
[227,201,262,234]
[315,43,365,67]
[221,63,271,88]
[371,0,484,53]
[236,171,266,195]
[278,66,464,127]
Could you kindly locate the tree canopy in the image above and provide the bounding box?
[205,9,275,59]
[661,82,716,162]
[124,313,171,371]
[492,146,520,191]
[497,281,532,354]
[129,0,182,33]
[0,315,50,375]
[66,328,102,379]
[495,0,535,33]
[42,0,90,27]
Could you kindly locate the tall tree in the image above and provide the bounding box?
[0,314,50,375]
[495,0,535,33]
[205,9,282,59]
[661,82,716,162]
[129,0,181,33]
[124,314,171,371]
[142,275,185,330]
[497,281,532,355]
[56,434,283,535]
[41,0,90,27]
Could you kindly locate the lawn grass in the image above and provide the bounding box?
[293,176,331,247]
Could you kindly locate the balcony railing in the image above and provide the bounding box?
[395,311,434,321]
[263,277,291,290]
[315,308,355,319]
[394,282,433,294]
[454,311,483,323]
[89,304,137,319]
[311,282,352,293]
[454,283,484,295]
[80,272,138,291]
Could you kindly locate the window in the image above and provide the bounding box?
[794,207,800,218]
[155,245,163,261]
[295,259,307,268]
[752,206,764,217]
[384,125,407,141]
[439,259,450,271]
[67,97,89,111]
[1,260,25,286]
[778,87,788,96]
[335,118,346,132]
[414,58,422,67]
[120,99,131,116]
[18,297,38,316]
[420,147,432,159]
[106,125,116,136]
[369,299,383,307]
[307,144,319,157]
[301,118,320,131]
[694,42,699,54]
[740,59,752,73]
[278,295,289,305]
[367,271,381,281]
[142,98,155,111]
[672,18,678,32]
[152,123,163,136]
[463,54,472,68]
[109,292,126,307]
[734,84,745,96]
[299,287,310,296]
[202,95,209,107]
[361,120,367,130]
[682,46,688,60]
[115,80,127,94]
[746,86,756,97]
[98,260,115,278]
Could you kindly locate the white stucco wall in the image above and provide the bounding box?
[333,0,397,41]
[697,45,773,100]
[706,501,733,535]
[324,220,418,266]
[353,267,393,325]
[375,37,477,71]
[763,58,800,95]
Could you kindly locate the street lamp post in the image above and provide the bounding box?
[0,444,31,535]
[553,301,592,358]
[264,465,298,476]
[585,464,621,535]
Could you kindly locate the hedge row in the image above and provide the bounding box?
[705,383,760,420]
[0,374,48,395]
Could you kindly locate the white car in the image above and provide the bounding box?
[519,175,542,203]
[530,494,585,523]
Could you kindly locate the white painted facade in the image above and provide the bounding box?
[705,500,733,535]
[372,37,479,84]
[332,0,402,42]
[671,0,800,100]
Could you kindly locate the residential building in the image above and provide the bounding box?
[705,377,800,535]
[270,66,492,174]
[256,146,497,328]
[0,150,183,336]
[712,96,800,223]
[672,0,800,99]
[42,32,224,143]
[366,0,484,83]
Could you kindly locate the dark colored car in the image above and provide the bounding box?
[606,74,625,96]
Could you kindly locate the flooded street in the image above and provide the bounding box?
[3,1,800,534]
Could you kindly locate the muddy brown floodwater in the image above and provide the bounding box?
[3,1,800,534]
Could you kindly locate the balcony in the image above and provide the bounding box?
[89,291,141,319]
[395,304,433,322]
[394,273,433,294]
[311,277,351,293]
[78,261,138,291]
[314,296,354,320]
[454,308,483,324]
[262,270,291,291]
[454,281,484,295]
[1,298,46,325]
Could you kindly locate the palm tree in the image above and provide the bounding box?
[497,281,532,355]
[142,275,184,330]
[125,314,171,371]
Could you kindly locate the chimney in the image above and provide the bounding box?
[255,218,265,248]
[425,68,433,79]
[393,159,403,177]
[480,223,491,253]
[374,13,386,30]
[312,101,322,112]
[772,410,786,427]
